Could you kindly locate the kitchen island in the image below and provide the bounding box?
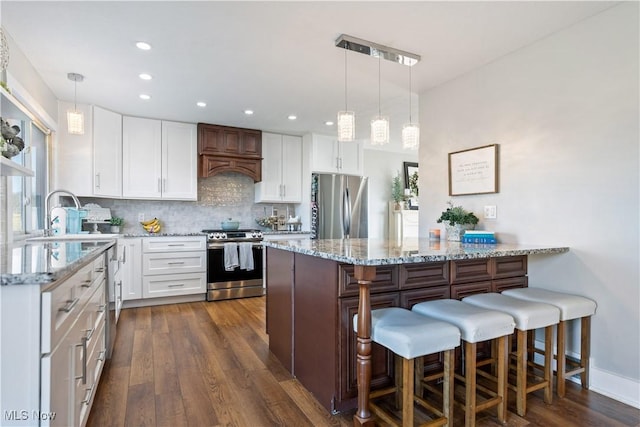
[263,238,569,424]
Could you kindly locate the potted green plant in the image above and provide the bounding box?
[109,216,124,233]
[437,201,479,241]
[391,171,405,210]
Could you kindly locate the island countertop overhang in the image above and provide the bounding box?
[263,238,569,265]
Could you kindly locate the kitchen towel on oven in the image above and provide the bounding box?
[224,242,239,271]
[238,242,254,271]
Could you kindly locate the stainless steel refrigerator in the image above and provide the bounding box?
[311,173,368,239]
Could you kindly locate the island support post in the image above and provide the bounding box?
[353,265,377,426]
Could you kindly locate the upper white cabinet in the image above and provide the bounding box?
[93,106,122,197]
[122,117,197,200]
[310,133,363,176]
[255,132,302,203]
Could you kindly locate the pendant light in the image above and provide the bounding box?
[370,55,389,145]
[337,47,355,142]
[67,72,84,135]
[402,65,419,150]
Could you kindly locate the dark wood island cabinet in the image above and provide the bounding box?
[264,238,568,418]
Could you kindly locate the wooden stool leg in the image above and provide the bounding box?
[415,356,424,397]
[465,342,477,427]
[403,357,414,427]
[581,316,591,389]
[395,355,403,409]
[544,326,554,404]
[496,335,508,423]
[443,349,454,427]
[556,320,567,397]
[516,329,527,417]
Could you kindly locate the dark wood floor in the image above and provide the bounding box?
[87,297,639,427]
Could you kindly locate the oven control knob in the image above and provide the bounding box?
[213,233,221,239]
[221,232,227,239]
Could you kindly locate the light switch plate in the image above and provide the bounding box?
[484,205,497,219]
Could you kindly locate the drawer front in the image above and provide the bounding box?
[338,264,398,297]
[142,251,206,275]
[399,261,449,289]
[493,276,528,292]
[142,272,206,298]
[493,256,527,279]
[42,259,105,354]
[450,258,492,284]
[142,236,206,253]
[451,281,493,300]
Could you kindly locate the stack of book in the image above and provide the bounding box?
[462,230,497,244]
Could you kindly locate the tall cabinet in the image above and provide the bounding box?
[93,106,122,197]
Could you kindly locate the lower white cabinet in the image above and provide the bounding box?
[121,238,142,301]
[141,236,206,299]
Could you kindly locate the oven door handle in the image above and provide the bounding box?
[208,243,263,249]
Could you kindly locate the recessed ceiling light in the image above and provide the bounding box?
[136,41,151,50]
[244,109,254,115]
[325,121,334,126]
[288,115,297,120]
[139,73,152,80]
[196,101,207,108]
[139,94,151,100]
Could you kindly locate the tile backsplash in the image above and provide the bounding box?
[80,172,297,234]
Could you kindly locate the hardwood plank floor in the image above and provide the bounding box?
[88,297,639,427]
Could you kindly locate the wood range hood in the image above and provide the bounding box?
[197,123,262,182]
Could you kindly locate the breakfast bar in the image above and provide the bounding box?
[263,238,569,423]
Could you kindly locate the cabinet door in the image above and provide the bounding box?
[93,106,122,197]
[40,332,74,427]
[242,129,262,157]
[281,135,302,202]
[122,116,162,198]
[122,238,142,301]
[338,140,363,175]
[311,134,339,173]
[161,121,197,200]
[255,132,283,202]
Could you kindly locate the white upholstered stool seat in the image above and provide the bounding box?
[462,293,561,417]
[354,307,461,426]
[412,299,515,427]
[502,287,596,397]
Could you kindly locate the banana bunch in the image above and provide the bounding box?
[141,217,161,233]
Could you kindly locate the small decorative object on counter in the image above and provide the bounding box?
[109,216,124,233]
[462,230,497,244]
[437,201,479,241]
[221,218,240,231]
[141,217,161,233]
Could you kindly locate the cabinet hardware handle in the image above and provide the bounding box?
[84,328,95,341]
[75,337,88,384]
[95,267,105,273]
[163,178,167,192]
[95,173,100,189]
[167,244,185,247]
[167,261,185,265]
[98,350,106,362]
[122,246,127,264]
[80,279,92,288]
[59,298,79,312]
[98,304,107,313]
[168,283,185,288]
[81,385,94,405]
[158,178,162,193]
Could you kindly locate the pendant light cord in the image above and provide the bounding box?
[344,47,348,110]
[74,79,77,110]
[408,65,412,123]
[378,55,381,116]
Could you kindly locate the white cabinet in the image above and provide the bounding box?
[122,117,197,200]
[121,238,142,301]
[310,133,363,175]
[93,106,122,197]
[255,132,302,203]
[141,236,206,298]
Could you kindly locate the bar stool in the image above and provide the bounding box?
[501,287,596,397]
[412,299,515,427]
[462,293,560,417]
[353,307,461,427]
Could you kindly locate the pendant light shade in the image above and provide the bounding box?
[370,56,389,145]
[67,72,84,135]
[402,65,419,150]
[337,47,355,142]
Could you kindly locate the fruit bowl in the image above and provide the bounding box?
[221,218,240,230]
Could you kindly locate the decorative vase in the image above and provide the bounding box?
[444,222,475,241]
[109,225,120,233]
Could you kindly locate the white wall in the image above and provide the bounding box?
[418,3,639,406]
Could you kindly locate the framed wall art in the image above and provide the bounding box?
[403,162,419,209]
[448,144,499,196]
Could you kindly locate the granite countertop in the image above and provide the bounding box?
[263,238,569,265]
[0,239,115,287]
[262,230,312,235]
[123,232,206,238]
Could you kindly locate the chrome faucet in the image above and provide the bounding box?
[44,189,82,236]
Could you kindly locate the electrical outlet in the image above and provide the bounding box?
[138,213,145,222]
[484,205,497,220]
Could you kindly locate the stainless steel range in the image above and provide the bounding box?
[203,229,264,301]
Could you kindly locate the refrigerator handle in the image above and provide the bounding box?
[342,187,351,238]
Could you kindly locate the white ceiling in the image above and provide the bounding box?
[1,1,616,148]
